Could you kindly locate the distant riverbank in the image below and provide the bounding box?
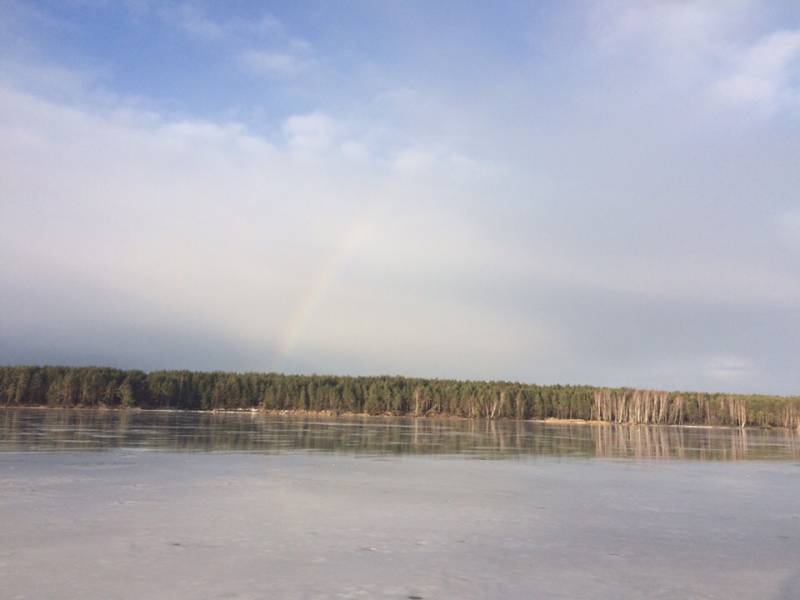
[9,405,794,430]
[3,366,799,430]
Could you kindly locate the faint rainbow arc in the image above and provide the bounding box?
[273,222,370,366]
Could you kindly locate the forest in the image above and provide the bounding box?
[1,365,799,428]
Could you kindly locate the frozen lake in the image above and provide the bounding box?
[1,409,799,599]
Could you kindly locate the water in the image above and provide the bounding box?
[1,409,799,599]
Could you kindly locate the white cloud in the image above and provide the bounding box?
[4,1,800,392]
[391,147,438,174]
[390,146,499,179]
[602,1,727,46]
[713,30,800,110]
[593,1,800,114]
[1,82,529,378]
[594,0,747,67]
[282,111,338,153]
[339,140,368,160]
[172,5,225,40]
[239,50,307,77]
[158,4,281,41]
[149,5,300,80]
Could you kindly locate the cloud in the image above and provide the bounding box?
[0,82,527,379]
[391,147,438,173]
[239,50,308,77]
[2,71,799,392]
[3,2,800,393]
[389,147,496,178]
[174,5,225,40]
[282,111,338,153]
[592,1,800,113]
[339,140,368,160]
[158,4,281,41]
[593,0,747,66]
[600,1,732,47]
[713,29,800,111]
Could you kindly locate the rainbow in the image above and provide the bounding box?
[273,220,373,367]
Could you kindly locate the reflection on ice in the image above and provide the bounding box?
[2,408,799,460]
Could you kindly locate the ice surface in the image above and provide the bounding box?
[1,410,799,599]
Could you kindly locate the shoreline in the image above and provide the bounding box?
[3,405,797,431]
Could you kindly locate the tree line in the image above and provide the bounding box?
[1,365,798,428]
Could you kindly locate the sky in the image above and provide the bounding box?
[1,0,800,394]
